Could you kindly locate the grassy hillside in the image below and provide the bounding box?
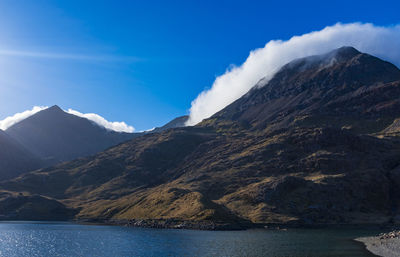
[2,47,400,228]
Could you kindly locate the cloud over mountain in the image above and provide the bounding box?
[0,106,135,133]
[0,106,48,130]
[186,23,400,125]
[66,109,135,133]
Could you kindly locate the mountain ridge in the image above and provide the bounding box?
[2,47,400,228]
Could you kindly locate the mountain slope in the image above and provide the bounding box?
[2,47,400,227]
[0,130,42,180]
[6,105,138,164]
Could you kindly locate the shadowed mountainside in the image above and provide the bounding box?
[2,47,400,228]
[5,105,138,165]
[0,130,42,180]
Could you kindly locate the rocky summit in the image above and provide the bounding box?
[1,47,400,229]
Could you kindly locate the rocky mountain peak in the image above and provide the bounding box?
[212,47,400,132]
[46,105,63,112]
[331,46,360,58]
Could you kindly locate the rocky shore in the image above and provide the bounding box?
[89,218,252,230]
[86,218,394,231]
[126,219,248,230]
[356,231,400,257]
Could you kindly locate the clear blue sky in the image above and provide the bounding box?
[0,0,399,130]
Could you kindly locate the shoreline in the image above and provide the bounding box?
[77,218,400,231]
[355,231,400,257]
[2,218,399,232]
[79,218,254,231]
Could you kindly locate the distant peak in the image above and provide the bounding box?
[36,105,65,116]
[278,46,363,74]
[47,105,64,112]
[49,105,61,110]
[329,46,361,60]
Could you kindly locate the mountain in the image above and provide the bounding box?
[152,115,188,132]
[2,47,400,228]
[5,105,138,164]
[211,46,400,133]
[0,130,42,180]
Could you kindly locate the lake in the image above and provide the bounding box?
[0,222,380,257]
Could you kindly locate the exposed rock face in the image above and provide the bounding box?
[2,47,400,227]
[6,105,138,165]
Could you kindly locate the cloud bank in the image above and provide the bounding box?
[66,109,135,133]
[0,106,135,133]
[0,106,48,130]
[186,23,400,125]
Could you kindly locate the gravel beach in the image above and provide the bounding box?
[356,231,400,257]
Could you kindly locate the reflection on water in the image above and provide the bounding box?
[0,222,380,257]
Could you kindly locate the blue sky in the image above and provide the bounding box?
[0,0,399,130]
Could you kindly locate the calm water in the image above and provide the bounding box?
[0,222,381,257]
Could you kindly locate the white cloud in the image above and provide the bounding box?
[186,23,400,125]
[66,109,135,133]
[0,106,48,130]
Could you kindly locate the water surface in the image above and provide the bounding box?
[0,222,380,257]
